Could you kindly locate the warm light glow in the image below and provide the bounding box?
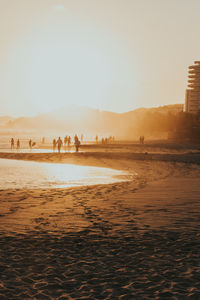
[0,0,200,116]
[0,158,131,189]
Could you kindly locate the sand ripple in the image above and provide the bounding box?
[0,151,200,298]
[0,229,199,299]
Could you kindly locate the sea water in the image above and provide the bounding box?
[0,158,130,189]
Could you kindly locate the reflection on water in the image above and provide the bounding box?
[0,159,130,189]
[0,148,79,153]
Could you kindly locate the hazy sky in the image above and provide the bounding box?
[0,0,200,117]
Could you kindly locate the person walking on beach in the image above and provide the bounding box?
[74,134,78,143]
[17,139,20,150]
[57,137,63,153]
[74,137,80,152]
[10,138,14,150]
[139,136,144,144]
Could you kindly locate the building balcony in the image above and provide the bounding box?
[188,65,200,69]
[188,66,200,70]
[188,70,200,74]
[187,91,200,95]
[188,81,200,85]
[187,94,200,99]
[188,75,197,78]
[188,79,200,83]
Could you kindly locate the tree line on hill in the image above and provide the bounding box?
[132,110,200,141]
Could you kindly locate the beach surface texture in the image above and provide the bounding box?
[0,144,200,299]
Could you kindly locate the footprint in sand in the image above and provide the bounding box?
[34,217,45,223]
[95,192,102,196]
[9,206,20,213]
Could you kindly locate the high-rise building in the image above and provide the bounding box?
[185,61,200,113]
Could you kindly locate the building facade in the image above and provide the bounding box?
[185,61,200,113]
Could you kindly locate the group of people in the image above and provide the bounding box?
[10,138,36,150]
[11,138,20,150]
[53,135,81,153]
[10,135,81,152]
[95,135,115,145]
[10,134,119,152]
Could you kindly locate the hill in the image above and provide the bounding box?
[0,104,184,139]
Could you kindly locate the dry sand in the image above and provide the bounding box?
[0,147,200,299]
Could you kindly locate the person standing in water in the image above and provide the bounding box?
[10,138,14,150]
[57,137,63,153]
[17,139,20,150]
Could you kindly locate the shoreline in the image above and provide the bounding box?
[0,148,200,298]
[1,149,200,165]
[0,148,200,234]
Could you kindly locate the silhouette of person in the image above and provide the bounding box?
[57,137,63,153]
[74,137,80,152]
[96,135,98,144]
[64,136,68,151]
[142,136,144,144]
[11,138,14,150]
[64,136,68,145]
[29,139,32,149]
[17,139,20,150]
[140,136,144,144]
[74,134,78,143]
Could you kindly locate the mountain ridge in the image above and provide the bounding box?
[0,104,184,138]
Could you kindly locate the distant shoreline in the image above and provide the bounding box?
[0,148,200,165]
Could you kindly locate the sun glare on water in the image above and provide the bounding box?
[0,159,131,189]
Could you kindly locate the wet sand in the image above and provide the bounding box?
[0,146,200,299]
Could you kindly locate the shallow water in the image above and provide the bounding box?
[0,148,78,153]
[0,158,130,189]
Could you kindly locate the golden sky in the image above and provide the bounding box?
[0,0,200,116]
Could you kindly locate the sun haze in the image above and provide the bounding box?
[0,0,200,116]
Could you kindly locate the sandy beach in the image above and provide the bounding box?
[0,145,200,299]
